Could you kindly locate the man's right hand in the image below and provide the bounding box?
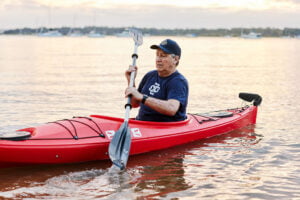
[125,65,138,85]
[125,86,142,108]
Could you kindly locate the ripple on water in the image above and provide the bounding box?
[0,167,144,200]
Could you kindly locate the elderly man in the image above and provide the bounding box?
[125,39,189,122]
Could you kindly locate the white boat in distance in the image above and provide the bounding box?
[69,32,83,37]
[185,33,197,38]
[241,32,262,39]
[87,30,105,38]
[38,30,63,37]
[68,29,83,37]
[115,30,130,37]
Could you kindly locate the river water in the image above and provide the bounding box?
[0,35,299,199]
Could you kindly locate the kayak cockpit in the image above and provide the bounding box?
[90,114,192,126]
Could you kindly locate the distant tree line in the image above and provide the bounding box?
[2,26,300,37]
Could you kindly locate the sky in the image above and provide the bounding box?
[0,0,300,29]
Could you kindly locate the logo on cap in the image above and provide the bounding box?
[161,40,168,45]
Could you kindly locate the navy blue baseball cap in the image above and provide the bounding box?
[150,39,181,58]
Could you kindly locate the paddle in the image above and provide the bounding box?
[108,28,143,170]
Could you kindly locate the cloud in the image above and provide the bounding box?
[0,0,47,10]
[0,1,299,29]
[2,0,300,11]
[272,0,300,3]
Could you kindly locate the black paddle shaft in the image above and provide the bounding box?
[125,53,139,110]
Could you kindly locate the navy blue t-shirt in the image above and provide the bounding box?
[136,70,189,122]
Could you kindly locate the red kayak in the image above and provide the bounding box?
[0,93,262,168]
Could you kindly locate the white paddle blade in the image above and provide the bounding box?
[128,28,143,46]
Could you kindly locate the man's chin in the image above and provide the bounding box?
[156,66,163,71]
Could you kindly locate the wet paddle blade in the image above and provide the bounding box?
[108,121,131,170]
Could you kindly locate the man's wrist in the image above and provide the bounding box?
[141,94,149,104]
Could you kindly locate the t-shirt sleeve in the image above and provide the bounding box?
[167,78,188,106]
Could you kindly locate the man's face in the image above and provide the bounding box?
[155,49,177,74]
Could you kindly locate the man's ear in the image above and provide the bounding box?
[174,56,180,65]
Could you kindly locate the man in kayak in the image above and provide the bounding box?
[125,39,189,122]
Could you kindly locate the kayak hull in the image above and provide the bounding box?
[0,105,258,168]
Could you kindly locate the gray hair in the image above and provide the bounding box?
[171,54,180,66]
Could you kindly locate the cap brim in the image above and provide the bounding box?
[150,44,173,54]
[150,45,159,49]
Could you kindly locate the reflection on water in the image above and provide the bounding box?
[0,36,299,199]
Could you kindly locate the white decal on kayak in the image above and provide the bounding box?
[105,130,115,139]
[131,128,142,138]
[105,128,142,140]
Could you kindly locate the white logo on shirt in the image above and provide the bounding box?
[149,82,160,95]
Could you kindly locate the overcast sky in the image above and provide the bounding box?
[0,0,299,29]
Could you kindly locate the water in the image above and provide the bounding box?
[0,35,299,199]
